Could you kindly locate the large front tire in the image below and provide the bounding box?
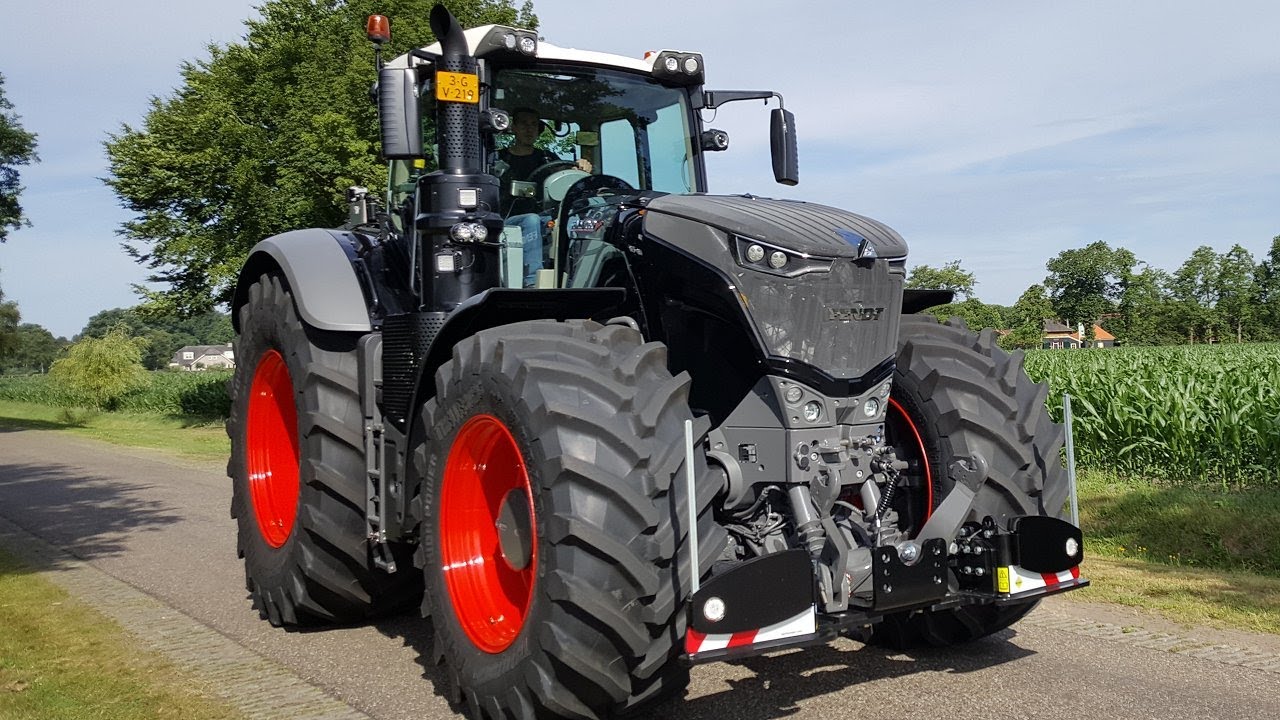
[228,274,419,626]
[411,320,724,719]
[872,315,1066,648]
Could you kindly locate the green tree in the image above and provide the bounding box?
[905,260,977,300]
[105,0,536,315]
[1215,244,1257,342]
[80,306,233,369]
[0,286,18,356]
[0,72,39,241]
[1044,241,1135,344]
[1253,235,1280,338]
[49,325,149,409]
[999,284,1054,350]
[926,297,1003,331]
[1,323,67,374]
[1167,245,1220,343]
[1107,263,1172,345]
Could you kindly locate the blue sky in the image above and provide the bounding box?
[1,0,1278,338]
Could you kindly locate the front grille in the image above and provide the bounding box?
[739,259,902,379]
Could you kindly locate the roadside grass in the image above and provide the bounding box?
[1074,556,1280,635]
[3,400,1278,637]
[1077,469,1280,576]
[0,400,228,463]
[0,549,241,719]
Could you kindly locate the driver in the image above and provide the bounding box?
[499,108,590,286]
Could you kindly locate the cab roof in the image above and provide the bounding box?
[385,24,684,74]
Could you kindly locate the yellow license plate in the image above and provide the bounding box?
[436,71,479,104]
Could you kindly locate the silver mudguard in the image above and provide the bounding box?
[233,228,373,333]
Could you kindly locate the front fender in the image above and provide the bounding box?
[231,229,373,333]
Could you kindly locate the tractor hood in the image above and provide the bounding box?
[644,194,908,260]
[639,193,907,392]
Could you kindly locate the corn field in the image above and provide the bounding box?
[1023,344,1280,487]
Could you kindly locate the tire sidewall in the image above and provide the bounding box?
[231,278,310,592]
[416,364,551,692]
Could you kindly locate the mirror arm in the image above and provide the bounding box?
[701,90,784,110]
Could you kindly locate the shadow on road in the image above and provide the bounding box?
[0,460,184,571]
[369,609,1035,720]
[637,630,1035,719]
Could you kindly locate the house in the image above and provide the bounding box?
[1042,321,1116,349]
[169,343,235,370]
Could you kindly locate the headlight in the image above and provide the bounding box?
[802,401,822,423]
[862,397,881,418]
[733,236,833,278]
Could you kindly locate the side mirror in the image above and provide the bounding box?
[378,67,422,159]
[770,108,798,186]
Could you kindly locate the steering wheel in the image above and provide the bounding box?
[561,174,635,210]
[555,174,636,274]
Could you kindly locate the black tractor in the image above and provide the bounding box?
[226,6,1086,718]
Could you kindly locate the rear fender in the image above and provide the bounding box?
[232,229,374,333]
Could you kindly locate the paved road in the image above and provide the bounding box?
[1,427,1278,720]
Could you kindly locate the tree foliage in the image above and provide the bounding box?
[79,306,233,370]
[105,0,536,315]
[49,325,149,409]
[0,285,18,356]
[905,260,977,300]
[1044,241,1135,343]
[1,323,67,374]
[0,72,39,242]
[1000,284,1054,350]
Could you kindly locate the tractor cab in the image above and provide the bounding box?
[374,16,795,290]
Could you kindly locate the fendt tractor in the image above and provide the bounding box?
[227,6,1087,718]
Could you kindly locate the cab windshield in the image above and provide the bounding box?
[489,65,698,196]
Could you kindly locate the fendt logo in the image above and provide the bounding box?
[827,305,885,322]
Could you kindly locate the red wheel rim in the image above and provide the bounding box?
[245,349,300,548]
[887,396,933,526]
[440,414,537,653]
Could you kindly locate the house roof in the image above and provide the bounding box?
[170,344,235,365]
[1041,322,1115,342]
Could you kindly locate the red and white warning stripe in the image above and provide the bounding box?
[1003,565,1080,594]
[685,606,816,655]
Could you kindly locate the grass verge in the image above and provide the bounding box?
[0,548,241,719]
[1073,556,1280,635]
[0,400,228,463]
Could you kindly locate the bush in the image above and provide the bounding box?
[48,326,149,410]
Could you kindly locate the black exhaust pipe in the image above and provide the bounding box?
[430,4,482,175]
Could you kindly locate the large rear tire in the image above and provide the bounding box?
[871,315,1066,648]
[228,274,419,626]
[410,320,725,719]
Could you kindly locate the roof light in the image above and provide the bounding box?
[519,35,537,54]
[366,15,390,45]
[651,51,706,87]
[503,32,517,50]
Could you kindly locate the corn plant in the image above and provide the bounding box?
[1024,344,1280,488]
